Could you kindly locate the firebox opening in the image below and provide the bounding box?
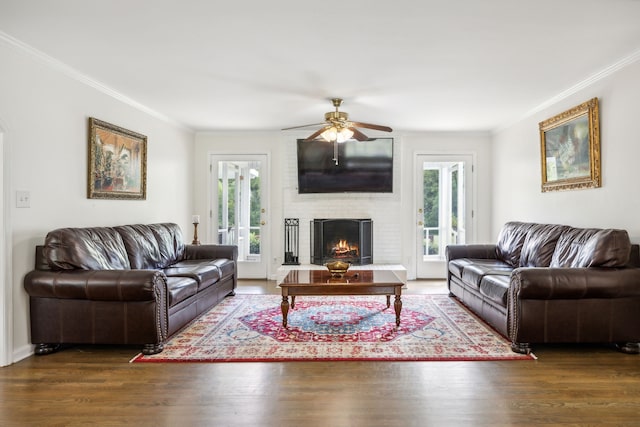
[311,218,372,265]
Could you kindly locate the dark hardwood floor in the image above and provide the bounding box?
[1,279,639,426]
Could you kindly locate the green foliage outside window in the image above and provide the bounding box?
[217,165,262,255]
[423,169,439,227]
[451,170,458,231]
[423,169,439,255]
[249,173,261,254]
[218,178,236,226]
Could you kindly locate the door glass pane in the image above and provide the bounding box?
[422,161,466,259]
[423,167,440,256]
[217,160,262,262]
[249,165,261,257]
[218,162,237,245]
[450,168,459,244]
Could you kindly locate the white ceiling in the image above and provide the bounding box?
[2,0,640,133]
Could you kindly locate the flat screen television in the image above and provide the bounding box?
[297,138,394,193]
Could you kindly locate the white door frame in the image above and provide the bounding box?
[413,152,476,279]
[210,154,270,279]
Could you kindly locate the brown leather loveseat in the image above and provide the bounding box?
[447,221,640,354]
[24,223,237,355]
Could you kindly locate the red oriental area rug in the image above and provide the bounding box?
[131,294,535,363]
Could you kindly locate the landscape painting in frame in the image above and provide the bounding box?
[539,98,600,192]
[88,117,147,200]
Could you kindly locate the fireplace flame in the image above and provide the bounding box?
[332,240,358,257]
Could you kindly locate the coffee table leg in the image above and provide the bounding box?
[386,295,390,308]
[281,296,290,328]
[394,295,402,327]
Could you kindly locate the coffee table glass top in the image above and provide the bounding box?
[281,269,401,285]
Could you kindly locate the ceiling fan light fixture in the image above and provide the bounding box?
[283,97,392,143]
[320,126,337,142]
[321,126,353,143]
[337,127,354,143]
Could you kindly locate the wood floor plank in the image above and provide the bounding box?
[1,280,639,426]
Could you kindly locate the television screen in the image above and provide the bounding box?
[297,138,394,193]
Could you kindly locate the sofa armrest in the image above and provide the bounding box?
[446,244,498,261]
[24,269,167,301]
[510,267,640,299]
[184,244,238,261]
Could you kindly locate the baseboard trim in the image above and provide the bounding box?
[12,343,34,364]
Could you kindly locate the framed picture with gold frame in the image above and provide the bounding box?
[539,98,600,192]
[88,117,147,199]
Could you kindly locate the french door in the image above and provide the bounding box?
[415,154,473,278]
[211,154,268,278]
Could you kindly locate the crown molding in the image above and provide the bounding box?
[0,30,189,130]
[494,48,640,134]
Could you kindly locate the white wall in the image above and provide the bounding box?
[1,41,195,363]
[195,130,493,280]
[491,59,640,241]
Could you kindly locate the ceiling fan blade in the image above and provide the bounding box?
[281,122,326,131]
[350,128,371,141]
[350,122,393,132]
[303,127,330,141]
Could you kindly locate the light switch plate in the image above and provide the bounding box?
[16,191,30,208]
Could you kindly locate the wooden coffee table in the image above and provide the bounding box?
[279,269,404,328]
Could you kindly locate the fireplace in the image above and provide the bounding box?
[310,219,372,265]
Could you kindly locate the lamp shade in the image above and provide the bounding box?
[321,126,353,143]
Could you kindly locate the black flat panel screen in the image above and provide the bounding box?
[297,138,393,193]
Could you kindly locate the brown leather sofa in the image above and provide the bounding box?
[24,223,237,355]
[447,221,640,354]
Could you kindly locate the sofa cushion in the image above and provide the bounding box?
[449,257,509,280]
[496,222,535,267]
[166,276,198,307]
[448,258,475,279]
[479,274,510,307]
[148,223,186,266]
[519,223,569,267]
[578,229,631,267]
[115,224,162,269]
[460,259,513,288]
[164,260,221,291]
[44,227,131,270]
[551,228,631,268]
[211,259,235,279]
[116,223,185,269]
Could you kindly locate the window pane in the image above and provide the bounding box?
[423,169,439,227]
[423,168,440,256]
[217,162,237,245]
[249,167,261,255]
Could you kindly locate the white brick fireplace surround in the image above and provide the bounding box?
[280,139,405,276]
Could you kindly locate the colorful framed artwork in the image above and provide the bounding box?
[88,117,147,200]
[539,98,600,192]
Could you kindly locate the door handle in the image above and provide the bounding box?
[261,221,266,225]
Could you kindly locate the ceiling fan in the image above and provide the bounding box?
[282,98,393,142]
